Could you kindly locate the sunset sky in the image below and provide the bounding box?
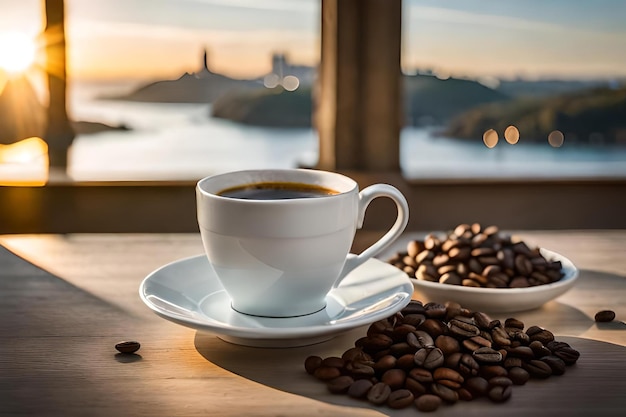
[1,0,625,82]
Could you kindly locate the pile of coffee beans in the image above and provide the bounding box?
[304,300,580,412]
[387,223,564,288]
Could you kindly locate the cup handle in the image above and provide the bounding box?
[333,184,409,288]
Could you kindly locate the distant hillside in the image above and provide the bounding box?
[211,75,509,128]
[212,87,312,128]
[404,75,510,126]
[444,86,626,143]
[104,70,261,103]
[497,79,618,98]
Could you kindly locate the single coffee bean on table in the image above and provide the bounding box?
[594,310,616,322]
[387,223,565,288]
[303,300,580,413]
[115,340,140,354]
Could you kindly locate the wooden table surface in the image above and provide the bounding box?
[1,231,625,416]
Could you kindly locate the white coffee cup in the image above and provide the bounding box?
[196,169,409,317]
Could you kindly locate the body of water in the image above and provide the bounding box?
[68,98,626,181]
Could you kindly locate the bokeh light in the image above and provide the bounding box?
[282,75,300,91]
[263,73,280,88]
[482,129,499,148]
[548,130,565,148]
[504,125,520,144]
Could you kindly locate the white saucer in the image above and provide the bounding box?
[139,255,414,347]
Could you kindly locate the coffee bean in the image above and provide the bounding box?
[347,379,373,399]
[454,223,471,237]
[457,387,474,401]
[444,301,463,319]
[402,300,424,317]
[497,248,515,269]
[473,347,503,363]
[414,347,444,370]
[488,376,513,387]
[503,357,523,369]
[508,366,530,385]
[546,340,580,364]
[418,319,447,337]
[440,272,462,285]
[505,318,525,330]
[449,246,471,261]
[473,311,493,329]
[390,342,413,357]
[327,376,354,394]
[361,334,393,352]
[424,302,447,318]
[431,382,459,403]
[480,365,507,379]
[404,378,427,396]
[391,324,416,342]
[115,341,140,354]
[415,394,442,412]
[321,356,344,368]
[595,310,616,322]
[367,382,391,405]
[304,355,322,374]
[345,361,375,379]
[407,330,434,349]
[434,367,464,389]
[542,355,567,376]
[507,345,534,360]
[396,353,415,370]
[529,340,551,358]
[507,328,530,344]
[445,352,480,377]
[552,345,581,365]
[367,320,389,336]
[313,366,341,381]
[510,276,530,288]
[424,234,440,250]
[373,353,396,370]
[526,326,555,344]
[407,240,423,257]
[381,368,406,390]
[435,335,460,355]
[522,359,553,379]
[341,347,366,362]
[463,335,492,352]
[402,313,426,327]
[472,247,495,257]
[449,317,480,338]
[488,385,512,402]
[387,389,414,409]
[464,376,489,397]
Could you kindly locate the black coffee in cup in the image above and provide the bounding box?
[218,182,339,200]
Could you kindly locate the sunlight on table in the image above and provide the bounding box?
[0,137,49,186]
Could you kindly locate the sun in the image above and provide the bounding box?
[0,32,37,74]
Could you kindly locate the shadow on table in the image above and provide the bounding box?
[193,268,626,415]
[193,306,616,416]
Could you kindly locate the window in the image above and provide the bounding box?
[401,0,626,180]
[1,0,321,181]
[1,0,625,183]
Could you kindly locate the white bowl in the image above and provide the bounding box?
[410,249,578,313]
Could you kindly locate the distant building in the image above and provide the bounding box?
[266,52,316,88]
[194,47,212,78]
